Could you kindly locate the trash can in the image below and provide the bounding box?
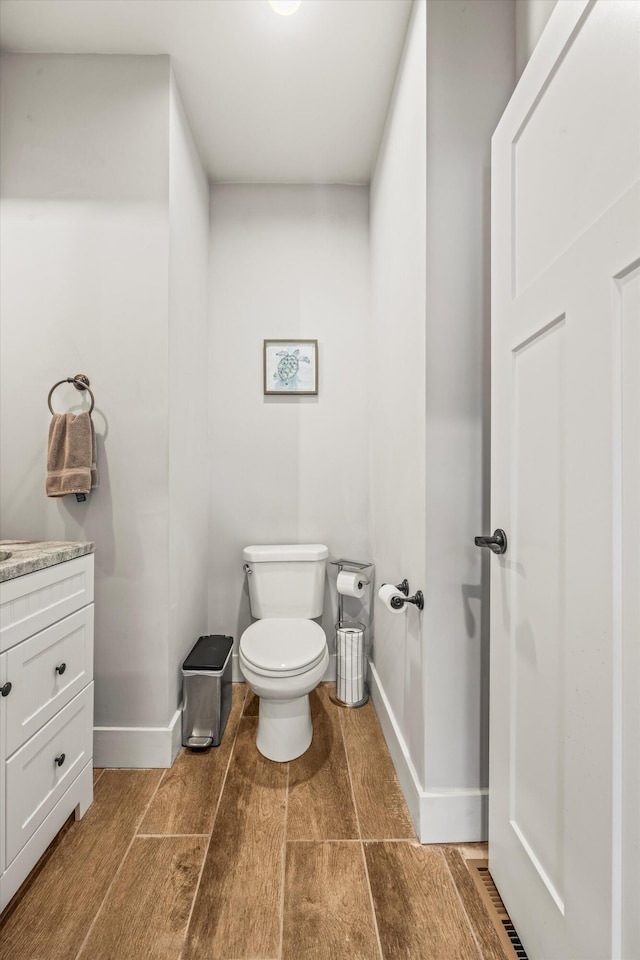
[182,635,233,749]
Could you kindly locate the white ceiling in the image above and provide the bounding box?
[0,0,414,183]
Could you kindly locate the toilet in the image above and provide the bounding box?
[239,543,329,762]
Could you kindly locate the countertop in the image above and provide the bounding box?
[0,540,95,583]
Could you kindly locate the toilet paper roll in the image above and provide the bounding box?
[337,674,365,703]
[337,626,364,654]
[377,582,406,614]
[338,648,363,662]
[336,621,366,705]
[338,665,363,679]
[337,570,366,599]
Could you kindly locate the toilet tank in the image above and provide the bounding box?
[243,544,328,619]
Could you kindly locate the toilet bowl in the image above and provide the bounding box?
[239,618,329,762]
[239,543,329,762]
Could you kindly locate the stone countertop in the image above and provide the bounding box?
[0,540,95,583]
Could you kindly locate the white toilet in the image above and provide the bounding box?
[239,543,329,762]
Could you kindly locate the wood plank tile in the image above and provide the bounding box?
[287,685,359,840]
[451,841,490,861]
[441,848,510,960]
[365,842,482,960]
[282,841,379,960]
[182,718,287,960]
[340,702,415,840]
[93,767,104,786]
[243,687,259,715]
[77,836,206,960]
[0,770,163,960]
[139,685,245,835]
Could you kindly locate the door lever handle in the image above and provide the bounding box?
[474,529,508,555]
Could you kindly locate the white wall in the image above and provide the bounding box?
[168,72,210,712]
[369,0,427,791]
[369,0,515,841]
[208,185,370,675]
[0,53,171,728]
[516,0,557,77]
[0,54,209,759]
[423,0,514,810]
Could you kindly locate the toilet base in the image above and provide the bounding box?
[256,694,312,762]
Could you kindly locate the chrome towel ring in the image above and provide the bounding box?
[47,374,95,415]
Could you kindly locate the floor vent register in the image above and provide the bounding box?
[466,860,529,960]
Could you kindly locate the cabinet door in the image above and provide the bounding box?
[5,683,93,867]
[5,606,94,757]
[0,651,6,873]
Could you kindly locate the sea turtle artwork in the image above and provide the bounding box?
[264,339,318,394]
[274,348,310,386]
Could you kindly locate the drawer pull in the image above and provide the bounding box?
[55,663,67,675]
[1,681,12,697]
[54,753,66,767]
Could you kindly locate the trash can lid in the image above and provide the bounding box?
[183,635,233,672]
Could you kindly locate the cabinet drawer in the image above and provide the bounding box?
[5,683,93,867]
[4,606,94,757]
[0,555,94,653]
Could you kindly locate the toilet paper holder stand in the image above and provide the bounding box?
[330,557,372,624]
[330,558,373,709]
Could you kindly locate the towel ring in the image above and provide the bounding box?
[48,375,95,415]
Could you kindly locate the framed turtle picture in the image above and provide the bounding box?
[263,339,318,396]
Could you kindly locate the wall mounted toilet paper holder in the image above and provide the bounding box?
[389,579,424,611]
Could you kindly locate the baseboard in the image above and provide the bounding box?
[419,788,488,844]
[368,661,488,844]
[170,706,183,763]
[232,652,243,682]
[367,661,423,836]
[94,708,182,768]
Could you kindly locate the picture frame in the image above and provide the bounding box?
[263,339,318,395]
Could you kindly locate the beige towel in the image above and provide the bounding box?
[46,413,98,498]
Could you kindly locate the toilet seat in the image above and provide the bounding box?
[240,618,327,678]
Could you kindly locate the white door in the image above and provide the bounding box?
[488,2,640,958]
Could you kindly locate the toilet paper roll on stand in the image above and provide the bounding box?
[336,621,366,705]
[336,570,367,599]
[377,582,407,614]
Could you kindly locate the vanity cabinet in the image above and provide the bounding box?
[0,553,94,911]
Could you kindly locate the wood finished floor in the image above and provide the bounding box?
[0,684,507,960]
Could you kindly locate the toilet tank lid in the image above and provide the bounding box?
[243,544,328,562]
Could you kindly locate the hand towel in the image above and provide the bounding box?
[46,412,98,498]
[90,417,98,489]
